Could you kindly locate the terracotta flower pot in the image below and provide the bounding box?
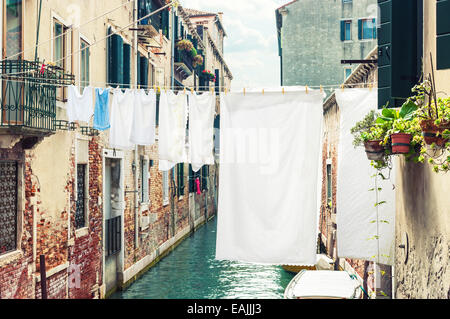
[391,133,412,154]
[420,119,449,146]
[364,140,385,161]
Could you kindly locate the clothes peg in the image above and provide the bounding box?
[262,88,265,95]
[184,87,186,94]
[190,87,194,94]
[243,88,246,95]
[305,85,308,94]
[341,84,345,92]
[282,87,285,94]
[320,85,323,93]
[369,83,373,91]
[224,87,228,94]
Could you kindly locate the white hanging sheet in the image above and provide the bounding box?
[216,88,325,265]
[109,88,135,150]
[130,89,157,146]
[67,85,94,123]
[158,90,188,171]
[188,91,216,172]
[335,88,395,266]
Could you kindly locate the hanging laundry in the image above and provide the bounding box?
[130,89,157,146]
[335,89,395,266]
[109,88,135,150]
[158,90,188,171]
[216,88,325,265]
[188,91,215,172]
[93,88,111,131]
[67,85,94,123]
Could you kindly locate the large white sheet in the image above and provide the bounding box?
[216,88,324,265]
[335,89,395,266]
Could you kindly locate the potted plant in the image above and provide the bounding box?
[193,54,203,68]
[411,76,450,146]
[377,100,418,154]
[351,110,388,161]
[202,70,216,82]
[176,39,194,52]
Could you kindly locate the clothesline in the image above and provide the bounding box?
[0,76,378,92]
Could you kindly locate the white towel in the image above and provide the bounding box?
[67,85,94,123]
[216,88,325,265]
[130,89,157,146]
[158,90,188,170]
[188,91,215,172]
[109,89,135,150]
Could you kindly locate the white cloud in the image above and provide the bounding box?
[181,0,284,88]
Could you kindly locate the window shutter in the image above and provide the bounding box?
[140,56,149,86]
[174,14,179,39]
[372,18,377,39]
[137,53,142,86]
[437,0,450,69]
[340,21,345,41]
[108,31,124,86]
[123,43,131,88]
[162,8,169,39]
[189,164,194,193]
[215,69,220,93]
[377,0,422,108]
[358,19,363,40]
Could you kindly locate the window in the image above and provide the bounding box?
[107,29,130,88]
[358,18,377,40]
[162,171,169,204]
[345,68,352,79]
[201,165,209,191]
[54,19,71,100]
[140,158,149,203]
[80,38,90,89]
[76,164,87,229]
[4,0,22,58]
[177,164,185,197]
[326,163,332,207]
[0,161,18,255]
[437,0,450,70]
[340,20,352,41]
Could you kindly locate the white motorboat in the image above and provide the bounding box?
[284,270,363,299]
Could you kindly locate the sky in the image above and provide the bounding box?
[182,0,289,90]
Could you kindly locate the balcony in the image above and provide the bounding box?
[137,0,169,41]
[174,48,194,80]
[0,59,74,138]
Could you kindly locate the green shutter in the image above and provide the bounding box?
[189,164,194,193]
[108,31,124,86]
[137,53,142,86]
[215,69,220,93]
[162,8,169,39]
[437,0,450,69]
[377,0,422,108]
[139,56,149,86]
[358,19,363,40]
[340,21,345,41]
[123,43,131,88]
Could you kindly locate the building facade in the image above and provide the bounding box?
[377,0,449,299]
[276,0,377,88]
[0,0,231,299]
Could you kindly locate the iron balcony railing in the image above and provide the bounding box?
[0,59,74,133]
[106,216,121,257]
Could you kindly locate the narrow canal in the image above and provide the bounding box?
[111,216,295,299]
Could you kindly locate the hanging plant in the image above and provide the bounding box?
[176,39,194,52]
[193,55,204,68]
[202,70,216,82]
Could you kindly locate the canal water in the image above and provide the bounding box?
[111,216,295,299]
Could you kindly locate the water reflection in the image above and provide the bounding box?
[111,217,294,299]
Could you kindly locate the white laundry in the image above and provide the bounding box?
[188,91,215,172]
[158,90,188,170]
[335,88,395,265]
[130,89,157,146]
[216,88,325,265]
[67,85,94,123]
[109,88,135,150]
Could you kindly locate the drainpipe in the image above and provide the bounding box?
[170,3,176,238]
[133,0,139,248]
